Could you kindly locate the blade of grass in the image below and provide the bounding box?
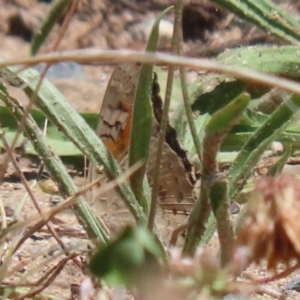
[268,147,292,177]
[31,0,72,55]
[209,174,233,266]
[212,0,300,44]
[148,3,178,230]
[129,6,173,214]
[0,86,108,244]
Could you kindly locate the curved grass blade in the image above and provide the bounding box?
[31,0,72,55]
[192,81,247,115]
[129,6,173,213]
[0,86,108,243]
[213,0,300,44]
[268,147,292,177]
[222,126,300,152]
[205,93,251,134]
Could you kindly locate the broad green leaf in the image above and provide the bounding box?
[192,81,247,115]
[218,46,300,78]
[0,106,98,156]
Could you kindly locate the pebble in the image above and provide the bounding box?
[271,141,283,154]
[282,276,300,292]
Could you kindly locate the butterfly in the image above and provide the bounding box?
[88,63,196,244]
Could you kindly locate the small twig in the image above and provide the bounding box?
[228,280,284,299]
[148,2,179,230]
[175,3,202,170]
[0,231,23,283]
[252,283,284,299]
[52,0,80,51]
[1,162,142,245]
[2,50,300,96]
[0,196,7,230]
[11,218,51,256]
[243,263,299,284]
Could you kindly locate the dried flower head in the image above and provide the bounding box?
[235,174,300,271]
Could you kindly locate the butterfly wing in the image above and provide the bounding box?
[89,63,195,244]
[94,63,140,161]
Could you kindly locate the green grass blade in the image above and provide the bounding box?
[129,6,173,213]
[205,93,251,134]
[0,85,108,243]
[192,81,247,115]
[31,0,72,55]
[268,147,292,177]
[209,175,233,266]
[213,0,300,44]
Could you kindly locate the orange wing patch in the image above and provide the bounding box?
[95,63,140,160]
[100,99,133,158]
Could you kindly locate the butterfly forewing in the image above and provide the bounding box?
[94,63,140,161]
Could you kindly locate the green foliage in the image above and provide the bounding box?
[0,106,98,156]
[89,226,165,286]
[205,93,250,134]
